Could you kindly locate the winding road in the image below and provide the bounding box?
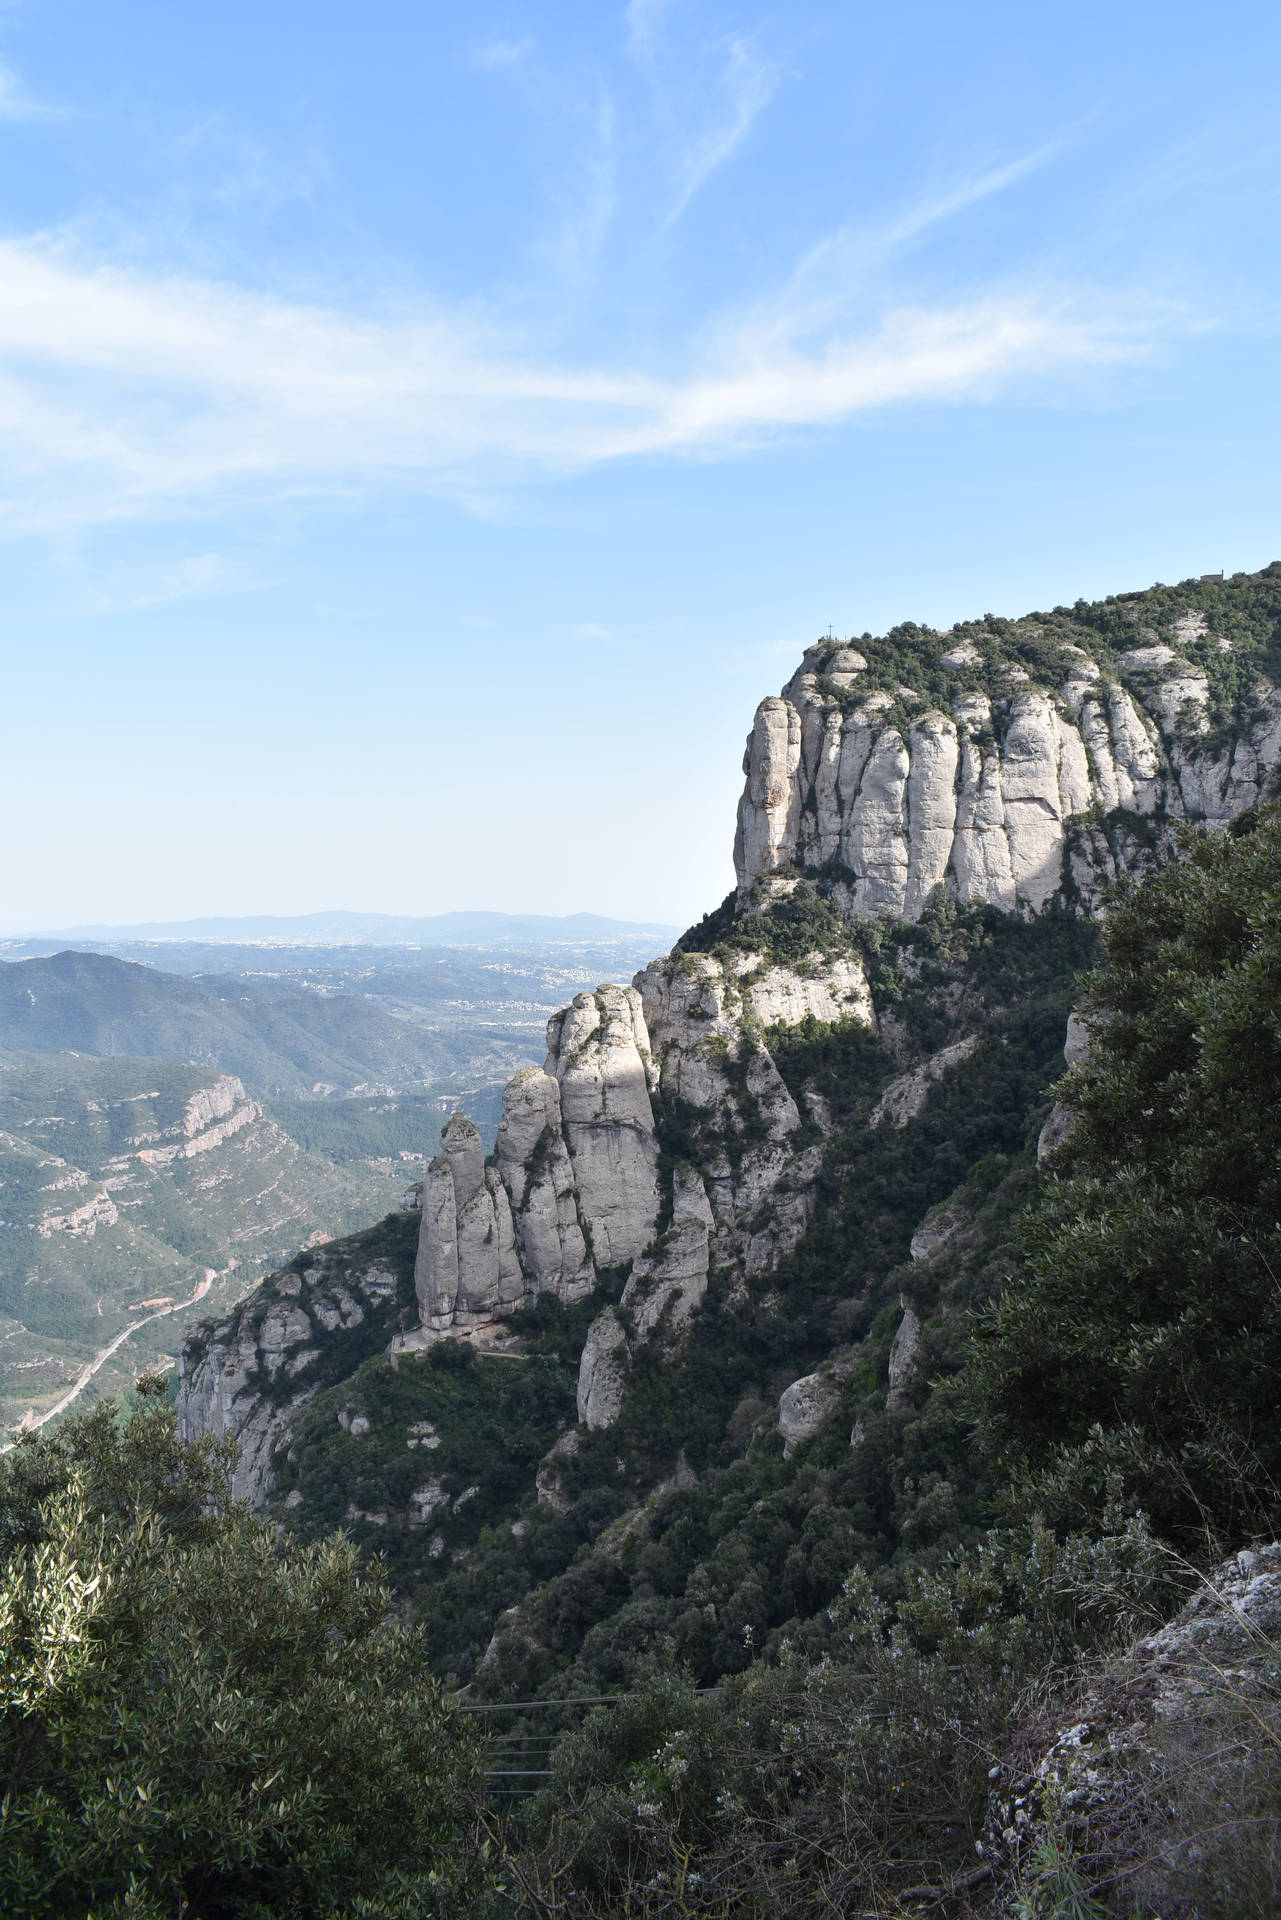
[6,1267,222,1443]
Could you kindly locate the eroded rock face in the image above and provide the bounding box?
[176,1248,406,1506]
[621,1165,715,1341]
[735,635,1281,919]
[414,1114,523,1335]
[495,1069,593,1302]
[412,986,663,1342]
[577,1306,629,1430]
[868,1035,981,1130]
[886,1300,921,1411]
[636,950,870,1279]
[414,949,875,1355]
[778,1368,843,1458]
[545,986,660,1269]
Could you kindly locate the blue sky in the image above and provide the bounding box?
[2,0,1279,932]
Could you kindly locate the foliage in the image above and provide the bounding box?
[807,561,1281,741]
[967,808,1281,1545]
[273,1338,578,1682]
[502,1510,1170,1918]
[0,1379,486,1919]
[677,881,858,969]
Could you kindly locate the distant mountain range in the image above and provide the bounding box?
[0,951,471,1098]
[16,910,681,946]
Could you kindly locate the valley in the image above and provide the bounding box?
[0,923,675,1431]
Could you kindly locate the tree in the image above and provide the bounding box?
[968,808,1281,1544]
[0,1380,485,1919]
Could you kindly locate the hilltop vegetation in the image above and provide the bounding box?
[825,561,1281,733]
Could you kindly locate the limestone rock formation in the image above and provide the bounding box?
[545,985,660,1269]
[868,1035,981,1130]
[778,1366,846,1458]
[619,1165,715,1340]
[734,629,1281,920]
[573,1164,718,1432]
[636,949,865,1277]
[411,949,873,1355]
[885,1299,921,1411]
[494,1069,592,1302]
[577,1307,629,1430]
[414,1114,523,1335]
[176,1248,403,1504]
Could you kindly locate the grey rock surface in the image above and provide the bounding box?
[868,1035,981,1130]
[577,1306,630,1430]
[414,1114,523,1335]
[778,1368,843,1458]
[886,1300,921,1410]
[176,1251,398,1505]
[545,985,660,1270]
[734,634,1281,920]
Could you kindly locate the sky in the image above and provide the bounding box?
[2,0,1280,933]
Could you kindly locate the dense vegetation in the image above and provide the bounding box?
[971,807,1281,1547]
[492,812,1281,1916]
[813,560,1281,739]
[0,1380,485,1918]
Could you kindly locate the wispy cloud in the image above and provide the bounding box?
[624,0,672,68]
[468,37,535,72]
[83,552,237,613]
[625,4,782,222]
[0,59,60,123]
[0,233,1169,530]
[730,147,1063,351]
[542,86,618,287]
[664,35,780,224]
[883,147,1062,247]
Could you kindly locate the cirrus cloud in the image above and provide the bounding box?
[0,231,1171,531]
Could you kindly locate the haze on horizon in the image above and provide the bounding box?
[2,0,1278,933]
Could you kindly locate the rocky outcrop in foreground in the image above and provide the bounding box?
[985,1544,1281,1906]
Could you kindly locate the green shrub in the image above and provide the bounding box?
[0,1381,485,1919]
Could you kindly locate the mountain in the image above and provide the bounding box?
[0,950,504,1097]
[0,935,687,1429]
[172,565,1281,1908]
[22,909,681,945]
[178,561,1281,1501]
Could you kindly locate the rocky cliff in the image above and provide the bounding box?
[735,589,1281,920]
[176,1207,419,1503]
[176,564,1281,1607]
[408,951,874,1425]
